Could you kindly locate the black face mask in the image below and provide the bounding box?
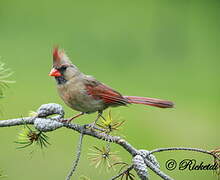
[54,66,68,85]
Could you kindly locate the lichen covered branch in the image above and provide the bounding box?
[0,103,218,180]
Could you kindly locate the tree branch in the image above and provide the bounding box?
[143,158,173,180]
[0,103,218,180]
[0,117,34,127]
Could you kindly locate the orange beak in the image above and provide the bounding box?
[49,68,62,77]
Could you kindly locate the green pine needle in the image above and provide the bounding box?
[15,124,50,149]
[0,61,15,98]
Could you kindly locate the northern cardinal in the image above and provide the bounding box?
[49,47,174,123]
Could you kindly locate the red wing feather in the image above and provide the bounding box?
[86,83,129,106]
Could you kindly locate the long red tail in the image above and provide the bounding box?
[124,96,174,108]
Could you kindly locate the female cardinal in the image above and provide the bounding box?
[49,47,174,123]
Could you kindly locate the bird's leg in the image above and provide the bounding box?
[99,113,106,121]
[68,112,85,122]
[89,111,103,130]
[94,111,103,125]
[62,112,85,123]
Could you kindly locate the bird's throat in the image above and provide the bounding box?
[55,76,67,85]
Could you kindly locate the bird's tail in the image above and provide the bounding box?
[124,96,174,108]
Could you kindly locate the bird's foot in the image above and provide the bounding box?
[84,123,106,132]
[86,122,96,131]
[88,112,102,130]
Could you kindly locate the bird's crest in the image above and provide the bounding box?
[52,46,72,66]
[53,46,61,66]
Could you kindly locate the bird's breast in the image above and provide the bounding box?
[57,79,105,113]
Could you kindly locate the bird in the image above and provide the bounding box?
[49,47,174,123]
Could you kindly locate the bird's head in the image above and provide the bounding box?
[49,47,80,84]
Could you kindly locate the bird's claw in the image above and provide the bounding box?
[85,122,97,131]
[89,123,96,131]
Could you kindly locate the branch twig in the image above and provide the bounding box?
[66,131,84,180]
[109,165,134,180]
[149,147,220,161]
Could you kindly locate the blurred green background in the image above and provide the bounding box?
[0,0,219,179]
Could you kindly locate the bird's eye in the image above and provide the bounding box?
[59,66,67,71]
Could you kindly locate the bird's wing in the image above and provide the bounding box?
[84,76,129,106]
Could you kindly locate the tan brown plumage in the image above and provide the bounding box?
[49,47,174,121]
